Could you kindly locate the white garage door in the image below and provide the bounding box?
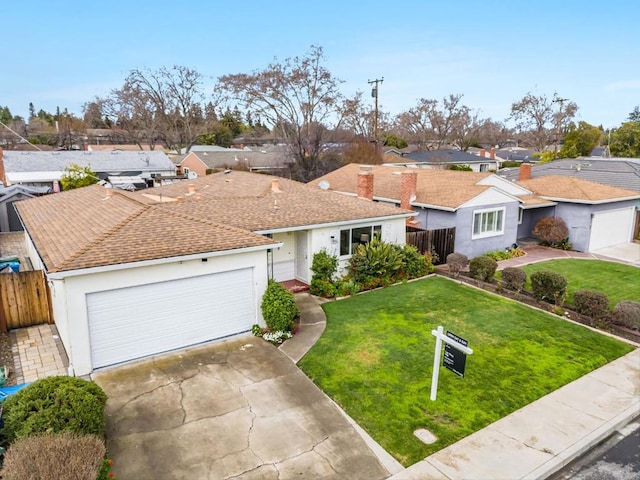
[87,269,254,369]
[589,207,634,251]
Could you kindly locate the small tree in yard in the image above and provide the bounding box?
[533,217,569,247]
[60,163,99,190]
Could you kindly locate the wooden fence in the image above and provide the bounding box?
[406,227,456,264]
[0,270,53,332]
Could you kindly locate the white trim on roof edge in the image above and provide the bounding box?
[46,242,281,279]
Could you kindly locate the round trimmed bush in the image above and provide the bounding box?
[609,301,640,329]
[469,256,498,282]
[573,289,610,320]
[2,376,107,444]
[530,270,568,304]
[502,267,527,292]
[446,253,468,278]
[261,279,299,332]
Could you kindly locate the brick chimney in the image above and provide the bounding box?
[0,147,6,187]
[400,171,417,210]
[490,147,496,160]
[519,163,532,181]
[479,148,486,158]
[357,166,374,200]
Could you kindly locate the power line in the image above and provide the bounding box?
[0,120,43,151]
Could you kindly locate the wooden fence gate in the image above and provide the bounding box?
[406,227,456,265]
[0,270,53,332]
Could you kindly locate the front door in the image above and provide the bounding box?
[295,231,309,282]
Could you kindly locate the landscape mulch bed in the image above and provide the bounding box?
[441,272,640,345]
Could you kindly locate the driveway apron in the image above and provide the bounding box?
[92,335,389,480]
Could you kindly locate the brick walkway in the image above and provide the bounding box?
[9,324,68,384]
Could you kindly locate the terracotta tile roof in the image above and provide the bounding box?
[516,176,640,203]
[17,171,412,273]
[311,163,494,210]
[16,185,276,273]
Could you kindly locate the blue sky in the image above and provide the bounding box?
[2,0,638,129]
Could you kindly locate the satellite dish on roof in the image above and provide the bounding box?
[318,180,330,190]
[187,171,198,179]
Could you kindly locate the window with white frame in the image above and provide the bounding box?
[339,225,382,256]
[472,207,505,238]
[518,208,523,224]
[479,163,489,172]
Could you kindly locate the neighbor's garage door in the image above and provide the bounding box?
[87,269,254,369]
[589,207,634,251]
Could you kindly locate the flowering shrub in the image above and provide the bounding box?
[262,331,293,344]
[484,247,526,261]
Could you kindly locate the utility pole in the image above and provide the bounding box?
[552,96,568,159]
[368,77,384,148]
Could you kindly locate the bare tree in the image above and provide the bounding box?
[476,119,512,148]
[509,92,577,153]
[90,66,209,151]
[216,45,344,181]
[396,94,472,150]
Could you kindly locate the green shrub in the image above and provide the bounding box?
[335,279,360,297]
[310,277,337,298]
[609,301,640,329]
[2,432,106,480]
[399,244,433,279]
[554,237,573,250]
[530,270,568,305]
[573,289,610,320]
[348,237,403,286]
[261,279,299,332]
[310,249,338,282]
[2,376,107,445]
[446,253,468,278]
[502,267,527,292]
[469,256,498,282]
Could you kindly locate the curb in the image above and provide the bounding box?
[523,402,640,480]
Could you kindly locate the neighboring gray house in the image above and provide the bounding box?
[312,163,640,258]
[390,149,499,172]
[177,145,290,177]
[0,185,50,232]
[498,157,640,192]
[1,150,176,189]
[312,164,529,258]
[501,159,640,243]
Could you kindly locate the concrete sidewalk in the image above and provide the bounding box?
[390,348,640,480]
[287,291,640,480]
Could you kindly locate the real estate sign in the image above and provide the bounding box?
[443,331,468,378]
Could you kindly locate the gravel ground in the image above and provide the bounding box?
[0,333,16,386]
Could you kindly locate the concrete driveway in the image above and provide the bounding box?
[92,335,389,480]
[592,242,640,266]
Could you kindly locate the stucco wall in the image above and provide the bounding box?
[518,206,555,240]
[454,202,520,258]
[52,249,269,376]
[310,218,407,278]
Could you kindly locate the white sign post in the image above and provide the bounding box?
[430,325,473,401]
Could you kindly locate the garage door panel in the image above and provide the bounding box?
[87,268,255,369]
[590,208,634,251]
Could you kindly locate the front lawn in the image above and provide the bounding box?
[517,259,640,306]
[298,277,634,466]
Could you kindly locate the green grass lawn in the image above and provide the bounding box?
[516,259,640,306]
[298,277,634,466]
